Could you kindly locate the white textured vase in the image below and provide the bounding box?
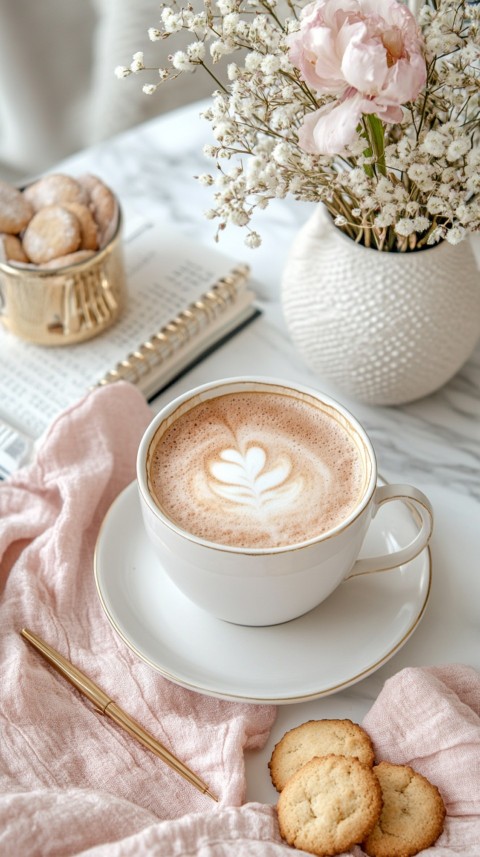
[281,206,480,405]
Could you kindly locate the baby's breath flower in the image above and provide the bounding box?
[446,138,471,162]
[413,216,430,233]
[114,65,131,79]
[161,8,182,33]
[285,18,300,34]
[148,28,161,41]
[182,10,195,28]
[406,201,420,216]
[395,218,416,237]
[288,176,304,194]
[261,54,281,74]
[245,231,262,248]
[393,186,409,204]
[467,173,480,193]
[438,183,452,199]
[270,105,295,131]
[421,130,445,157]
[187,41,206,62]
[348,168,370,192]
[446,225,466,245]
[222,12,240,34]
[229,209,249,226]
[210,40,235,62]
[197,173,214,186]
[255,197,269,210]
[455,203,475,224]
[170,51,194,71]
[203,144,218,158]
[217,0,238,13]
[281,84,295,100]
[397,137,413,162]
[190,13,208,37]
[212,121,235,143]
[142,84,157,95]
[407,163,434,183]
[460,43,478,63]
[244,51,263,71]
[272,142,292,165]
[361,195,377,210]
[441,167,457,183]
[374,208,396,228]
[130,52,145,72]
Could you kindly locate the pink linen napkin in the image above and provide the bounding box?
[361,664,480,855]
[0,383,276,841]
[1,382,479,855]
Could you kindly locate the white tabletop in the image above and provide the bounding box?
[59,101,480,806]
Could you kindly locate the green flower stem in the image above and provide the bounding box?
[360,119,374,178]
[364,114,386,177]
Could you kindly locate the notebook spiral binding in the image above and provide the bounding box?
[96,263,250,388]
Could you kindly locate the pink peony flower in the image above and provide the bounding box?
[288,0,427,155]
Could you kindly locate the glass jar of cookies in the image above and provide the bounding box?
[0,173,127,345]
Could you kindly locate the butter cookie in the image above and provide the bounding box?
[78,174,117,245]
[269,719,375,792]
[277,754,382,857]
[22,206,82,265]
[23,173,88,211]
[41,249,96,269]
[0,180,33,234]
[62,202,99,250]
[1,233,29,263]
[363,761,446,857]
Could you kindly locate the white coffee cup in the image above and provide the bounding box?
[136,377,433,626]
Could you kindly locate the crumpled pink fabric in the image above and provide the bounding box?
[1,382,479,855]
[361,664,480,856]
[0,383,276,850]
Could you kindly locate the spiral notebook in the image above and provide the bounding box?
[0,217,258,477]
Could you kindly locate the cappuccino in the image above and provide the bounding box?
[147,390,367,549]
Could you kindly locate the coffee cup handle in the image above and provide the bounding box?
[347,484,433,578]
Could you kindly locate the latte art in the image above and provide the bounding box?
[148,390,366,548]
[208,446,303,509]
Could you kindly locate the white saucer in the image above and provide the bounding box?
[94,481,431,704]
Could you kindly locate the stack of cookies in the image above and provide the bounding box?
[269,719,446,857]
[0,173,118,270]
[0,171,125,345]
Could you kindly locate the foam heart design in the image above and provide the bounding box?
[208,445,303,509]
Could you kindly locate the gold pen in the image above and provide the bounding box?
[20,628,217,802]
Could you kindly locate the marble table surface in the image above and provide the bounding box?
[59,101,480,806]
